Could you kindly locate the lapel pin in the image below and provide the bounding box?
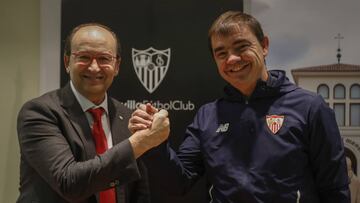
[119,115,123,120]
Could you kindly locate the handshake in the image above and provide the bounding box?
[128,103,170,158]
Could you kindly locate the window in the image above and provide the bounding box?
[317,84,329,99]
[334,103,345,126]
[350,104,360,126]
[334,84,345,99]
[350,84,360,99]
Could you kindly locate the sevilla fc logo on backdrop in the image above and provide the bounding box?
[132,47,171,94]
[266,115,284,134]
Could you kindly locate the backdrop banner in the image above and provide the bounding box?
[61,1,243,202]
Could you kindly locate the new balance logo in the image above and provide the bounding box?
[216,123,229,133]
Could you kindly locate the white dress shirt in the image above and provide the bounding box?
[70,82,113,149]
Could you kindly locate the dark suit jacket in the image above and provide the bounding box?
[17,83,150,203]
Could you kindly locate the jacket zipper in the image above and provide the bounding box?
[296,190,301,203]
[208,185,214,203]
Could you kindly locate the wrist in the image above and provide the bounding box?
[129,130,152,158]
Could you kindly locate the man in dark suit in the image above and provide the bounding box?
[17,23,170,203]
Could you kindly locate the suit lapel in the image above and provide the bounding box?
[108,98,130,145]
[59,83,97,159]
[108,98,131,203]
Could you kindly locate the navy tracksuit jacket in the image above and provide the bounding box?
[146,70,350,203]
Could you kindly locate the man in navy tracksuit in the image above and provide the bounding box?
[129,11,350,202]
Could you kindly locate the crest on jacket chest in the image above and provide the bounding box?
[266,115,284,134]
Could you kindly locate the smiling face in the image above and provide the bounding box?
[211,24,269,96]
[64,25,120,104]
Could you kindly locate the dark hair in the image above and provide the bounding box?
[208,11,265,53]
[63,23,121,57]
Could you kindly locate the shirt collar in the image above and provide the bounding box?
[70,81,109,114]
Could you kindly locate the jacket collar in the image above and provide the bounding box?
[224,70,297,102]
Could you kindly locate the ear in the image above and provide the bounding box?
[64,55,70,73]
[261,36,269,57]
[114,57,121,76]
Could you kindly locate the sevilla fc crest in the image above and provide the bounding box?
[266,115,285,134]
[132,47,171,94]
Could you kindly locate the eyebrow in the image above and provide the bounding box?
[213,39,250,54]
[74,51,114,55]
[213,46,225,54]
[232,39,250,46]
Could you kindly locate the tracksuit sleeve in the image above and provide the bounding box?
[142,112,205,195]
[308,95,350,203]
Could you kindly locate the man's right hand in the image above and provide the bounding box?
[128,104,170,158]
[128,103,158,134]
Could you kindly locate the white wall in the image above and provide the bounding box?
[0,0,39,202]
[297,75,360,96]
[0,0,60,201]
[40,0,61,94]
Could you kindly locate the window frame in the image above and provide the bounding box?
[350,103,360,126]
[350,84,360,99]
[334,84,346,99]
[333,102,346,126]
[317,84,329,99]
